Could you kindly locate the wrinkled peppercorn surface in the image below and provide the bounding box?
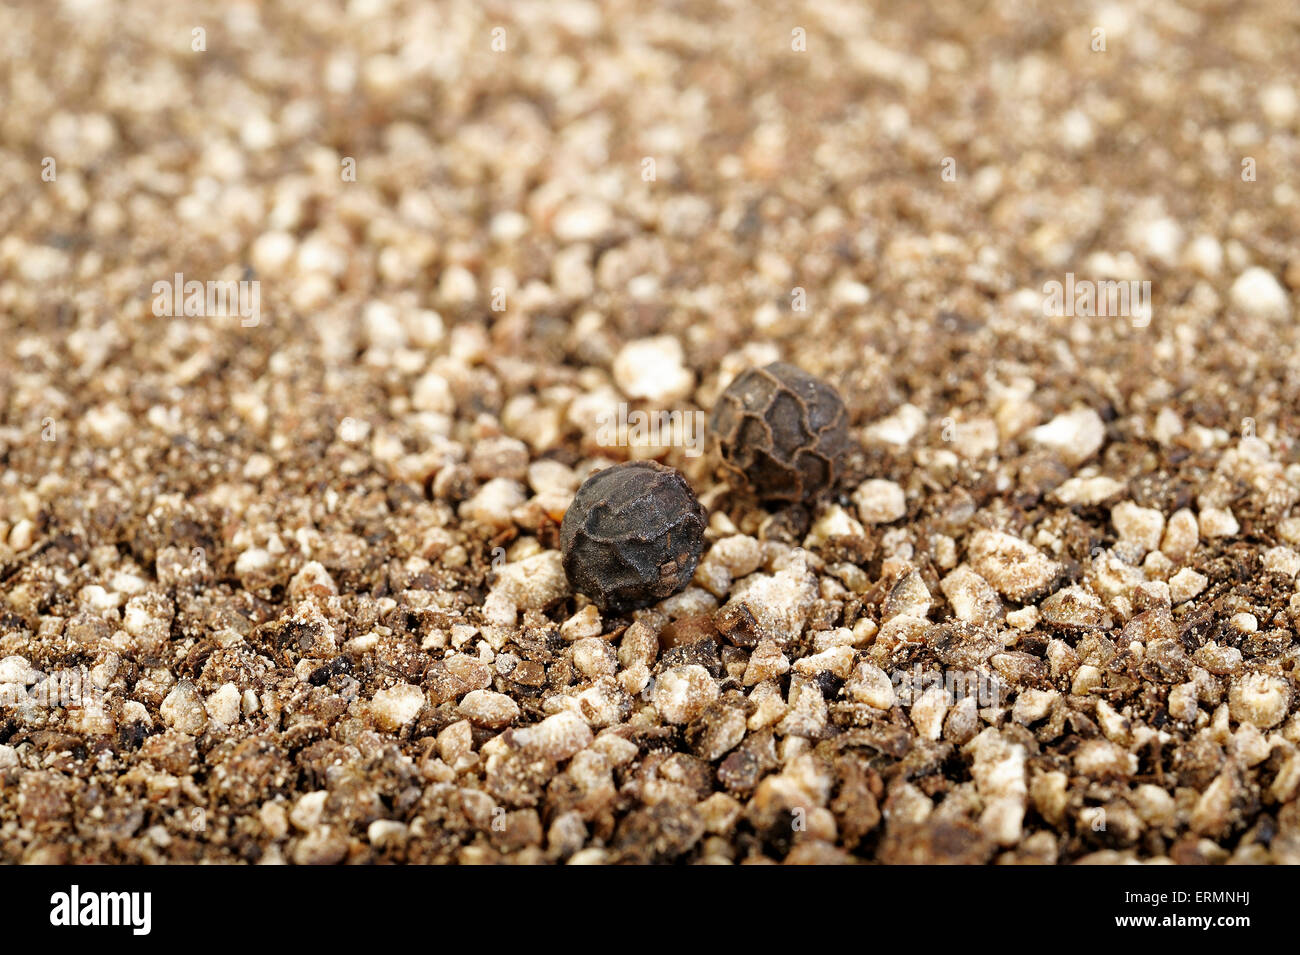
[560,461,707,613]
[710,362,850,502]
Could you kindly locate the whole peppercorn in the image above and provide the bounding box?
[710,362,850,502]
[560,461,707,614]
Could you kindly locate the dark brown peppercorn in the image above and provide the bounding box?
[710,362,850,502]
[560,461,707,614]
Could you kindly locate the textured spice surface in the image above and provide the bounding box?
[2,0,1300,865]
[711,362,851,503]
[561,461,706,613]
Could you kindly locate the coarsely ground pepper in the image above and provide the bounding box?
[1,0,1298,869]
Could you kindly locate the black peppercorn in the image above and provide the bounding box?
[560,461,707,614]
[710,362,849,502]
